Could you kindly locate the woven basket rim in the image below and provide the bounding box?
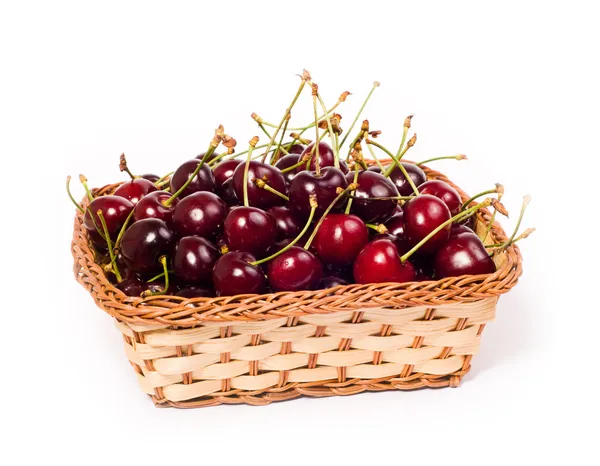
[71,159,523,327]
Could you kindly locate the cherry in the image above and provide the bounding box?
[450,223,476,238]
[120,218,174,274]
[133,190,178,225]
[175,286,215,298]
[195,151,219,163]
[372,232,410,255]
[434,234,496,278]
[172,191,228,238]
[223,206,277,256]
[213,251,266,296]
[403,194,451,255]
[117,277,148,297]
[113,178,157,205]
[232,161,287,208]
[345,170,399,223]
[288,143,306,155]
[380,212,410,254]
[301,141,348,173]
[267,246,323,292]
[173,236,219,283]
[84,195,134,245]
[311,214,368,266]
[217,179,240,206]
[140,173,160,183]
[367,165,382,174]
[170,159,215,198]
[289,167,348,219]
[213,159,242,188]
[418,180,462,216]
[318,276,349,289]
[353,239,416,284]
[267,206,302,240]
[275,154,301,184]
[388,163,427,196]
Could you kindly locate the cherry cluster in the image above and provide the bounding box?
[68,72,532,299]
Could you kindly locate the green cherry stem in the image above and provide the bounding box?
[142,256,170,297]
[416,154,467,166]
[251,195,318,266]
[243,136,260,207]
[66,176,85,213]
[395,115,414,159]
[253,178,289,201]
[304,184,358,250]
[368,139,420,195]
[97,210,122,282]
[345,163,360,214]
[482,184,505,242]
[366,141,385,172]
[339,81,380,148]
[79,174,94,201]
[400,199,493,263]
[270,116,291,164]
[311,85,322,177]
[154,171,174,186]
[280,155,311,173]
[147,270,167,282]
[366,223,388,234]
[313,83,339,169]
[113,208,136,252]
[500,195,531,250]
[486,227,535,249]
[462,185,503,210]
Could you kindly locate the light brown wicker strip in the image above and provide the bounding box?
[72,159,522,407]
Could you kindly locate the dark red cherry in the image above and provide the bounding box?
[224,206,277,256]
[213,159,242,188]
[367,165,382,174]
[385,211,405,238]
[172,236,219,283]
[353,239,416,284]
[117,277,148,297]
[318,276,349,289]
[213,251,266,296]
[288,143,306,155]
[133,190,178,225]
[267,206,302,240]
[232,161,287,208]
[140,173,160,183]
[450,223,476,239]
[301,141,348,173]
[289,167,348,219]
[217,178,240,206]
[172,191,227,238]
[120,218,174,274]
[170,159,215,198]
[434,234,496,278]
[113,178,157,205]
[312,214,368,266]
[175,286,215,298]
[267,246,323,292]
[345,170,399,223]
[418,180,462,216]
[275,154,300,184]
[372,232,410,255]
[403,194,451,255]
[388,163,427,196]
[84,195,134,245]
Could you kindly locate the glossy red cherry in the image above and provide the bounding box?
[170,159,215,198]
[232,161,287,208]
[353,239,416,284]
[140,173,160,183]
[434,234,496,278]
[172,191,227,238]
[403,194,452,255]
[267,246,323,291]
[318,276,349,289]
[388,163,427,196]
[120,218,174,274]
[173,236,219,283]
[384,210,405,238]
[418,180,462,216]
[217,179,240,206]
[289,167,348,219]
[267,206,302,240]
[288,143,306,155]
[117,277,148,297]
[450,223,476,238]
[113,178,157,205]
[224,206,277,256]
[213,159,242,188]
[133,190,178,225]
[175,286,215,298]
[301,141,349,174]
[345,170,399,223]
[312,214,368,266]
[275,154,301,184]
[84,195,134,245]
[213,251,266,296]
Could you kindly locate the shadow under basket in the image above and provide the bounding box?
[71,160,523,408]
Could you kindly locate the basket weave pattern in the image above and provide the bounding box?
[72,161,522,408]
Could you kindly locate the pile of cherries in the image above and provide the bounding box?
[68,76,527,299]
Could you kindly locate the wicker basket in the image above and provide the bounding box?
[71,160,522,408]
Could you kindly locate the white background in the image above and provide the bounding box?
[1,1,599,465]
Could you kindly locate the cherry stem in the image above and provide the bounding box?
[500,195,531,250]
[314,85,339,169]
[400,199,492,263]
[261,78,307,163]
[142,256,170,297]
[79,174,94,201]
[154,171,174,186]
[251,197,318,266]
[163,144,218,207]
[368,140,420,195]
[258,123,290,160]
[253,178,289,201]
[462,187,500,210]
[346,195,414,201]
[84,206,106,242]
[304,184,358,250]
[345,164,360,214]
[395,115,414,159]
[366,223,388,234]
[97,210,122,282]
[312,90,321,177]
[243,136,260,207]
[113,208,136,252]
[147,270,168,282]
[280,155,311,174]
[119,153,136,180]
[339,81,380,148]
[366,141,385,172]
[66,176,85,213]
[416,154,467,166]
[482,184,505,242]
[270,117,291,164]
[304,130,329,171]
